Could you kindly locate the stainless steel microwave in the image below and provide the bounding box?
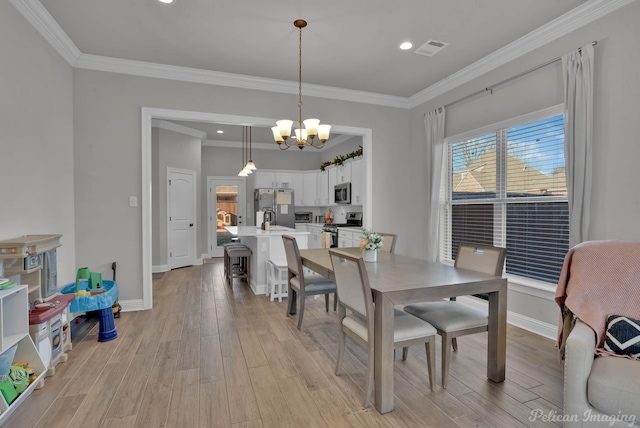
[335,182,351,204]
[294,212,312,223]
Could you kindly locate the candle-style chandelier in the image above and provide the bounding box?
[271,19,331,150]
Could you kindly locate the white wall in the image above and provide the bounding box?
[408,0,640,329]
[0,2,76,287]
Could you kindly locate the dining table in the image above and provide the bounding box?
[298,247,507,414]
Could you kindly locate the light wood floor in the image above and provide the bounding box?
[4,260,565,427]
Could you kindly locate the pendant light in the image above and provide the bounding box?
[271,19,331,150]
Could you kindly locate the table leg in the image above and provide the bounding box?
[373,291,395,413]
[487,278,507,382]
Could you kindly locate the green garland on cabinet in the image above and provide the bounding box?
[320,145,363,171]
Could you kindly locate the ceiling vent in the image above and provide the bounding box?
[414,39,449,57]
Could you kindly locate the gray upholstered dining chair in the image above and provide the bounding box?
[403,243,506,388]
[282,235,338,330]
[377,232,397,253]
[329,248,436,407]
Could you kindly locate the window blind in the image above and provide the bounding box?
[441,112,569,285]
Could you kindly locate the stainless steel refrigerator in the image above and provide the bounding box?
[254,188,295,228]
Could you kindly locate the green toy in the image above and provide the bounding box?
[76,267,103,291]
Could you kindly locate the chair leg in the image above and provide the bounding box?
[364,340,374,408]
[297,295,306,330]
[402,346,409,361]
[425,337,436,390]
[334,293,338,311]
[441,333,452,389]
[325,293,330,312]
[286,286,295,317]
[335,329,346,376]
[452,337,458,352]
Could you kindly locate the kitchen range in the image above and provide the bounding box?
[322,212,362,248]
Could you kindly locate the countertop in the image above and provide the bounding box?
[225,226,309,237]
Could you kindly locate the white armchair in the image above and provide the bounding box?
[564,319,640,427]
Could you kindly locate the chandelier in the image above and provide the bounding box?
[272,19,331,150]
[238,126,256,176]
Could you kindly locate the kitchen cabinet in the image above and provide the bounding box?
[292,173,304,206]
[338,228,362,248]
[316,170,329,206]
[0,284,47,424]
[253,171,294,189]
[302,172,317,206]
[306,224,324,249]
[350,159,364,205]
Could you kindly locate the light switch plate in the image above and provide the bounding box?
[129,196,137,207]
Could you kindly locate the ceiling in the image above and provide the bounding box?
[28,0,608,147]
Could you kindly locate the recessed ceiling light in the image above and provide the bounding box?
[399,42,413,50]
[217,130,224,134]
[157,0,175,4]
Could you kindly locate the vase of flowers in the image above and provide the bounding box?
[360,228,383,262]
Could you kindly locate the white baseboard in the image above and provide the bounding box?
[456,296,557,340]
[119,299,147,312]
[152,264,169,273]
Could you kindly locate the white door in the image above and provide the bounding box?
[208,177,246,257]
[168,168,196,269]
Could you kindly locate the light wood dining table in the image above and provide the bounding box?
[298,247,507,414]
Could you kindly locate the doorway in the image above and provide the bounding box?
[208,176,246,257]
[140,107,373,311]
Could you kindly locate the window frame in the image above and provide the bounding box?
[440,104,567,288]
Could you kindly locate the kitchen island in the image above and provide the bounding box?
[224,226,309,295]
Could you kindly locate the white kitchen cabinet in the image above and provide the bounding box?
[253,171,276,189]
[306,224,324,249]
[292,173,304,206]
[338,229,357,248]
[335,163,352,185]
[316,170,329,206]
[0,284,47,425]
[302,172,317,206]
[350,159,364,205]
[252,171,294,189]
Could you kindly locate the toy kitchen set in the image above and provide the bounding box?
[0,234,73,422]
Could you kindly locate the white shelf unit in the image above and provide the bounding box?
[0,284,47,425]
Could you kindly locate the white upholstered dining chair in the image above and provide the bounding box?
[403,243,506,388]
[377,232,397,253]
[282,235,338,330]
[329,249,437,407]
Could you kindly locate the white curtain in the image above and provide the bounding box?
[424,107,446,262]
[562,44,594,248]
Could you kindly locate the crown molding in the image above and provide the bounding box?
[73,53,410,109]
[9,0,80,65]
[12,0,635,110]
[152,120,207,139]
[407,0,637,108]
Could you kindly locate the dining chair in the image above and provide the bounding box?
[282,235,338,330]
[329,249,437,407]
[377,233,397,253]
[403,243,506,388]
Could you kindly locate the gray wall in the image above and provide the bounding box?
[0,2,76,286]
[72,71,408,301]
[408,0,640,328]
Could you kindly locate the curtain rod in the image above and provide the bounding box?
[445,41,597,109]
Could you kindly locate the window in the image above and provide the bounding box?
[440,107,569,284]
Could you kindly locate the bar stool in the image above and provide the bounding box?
[266,259,288,302]
[223,242,246,281]
[226,245,252,285]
